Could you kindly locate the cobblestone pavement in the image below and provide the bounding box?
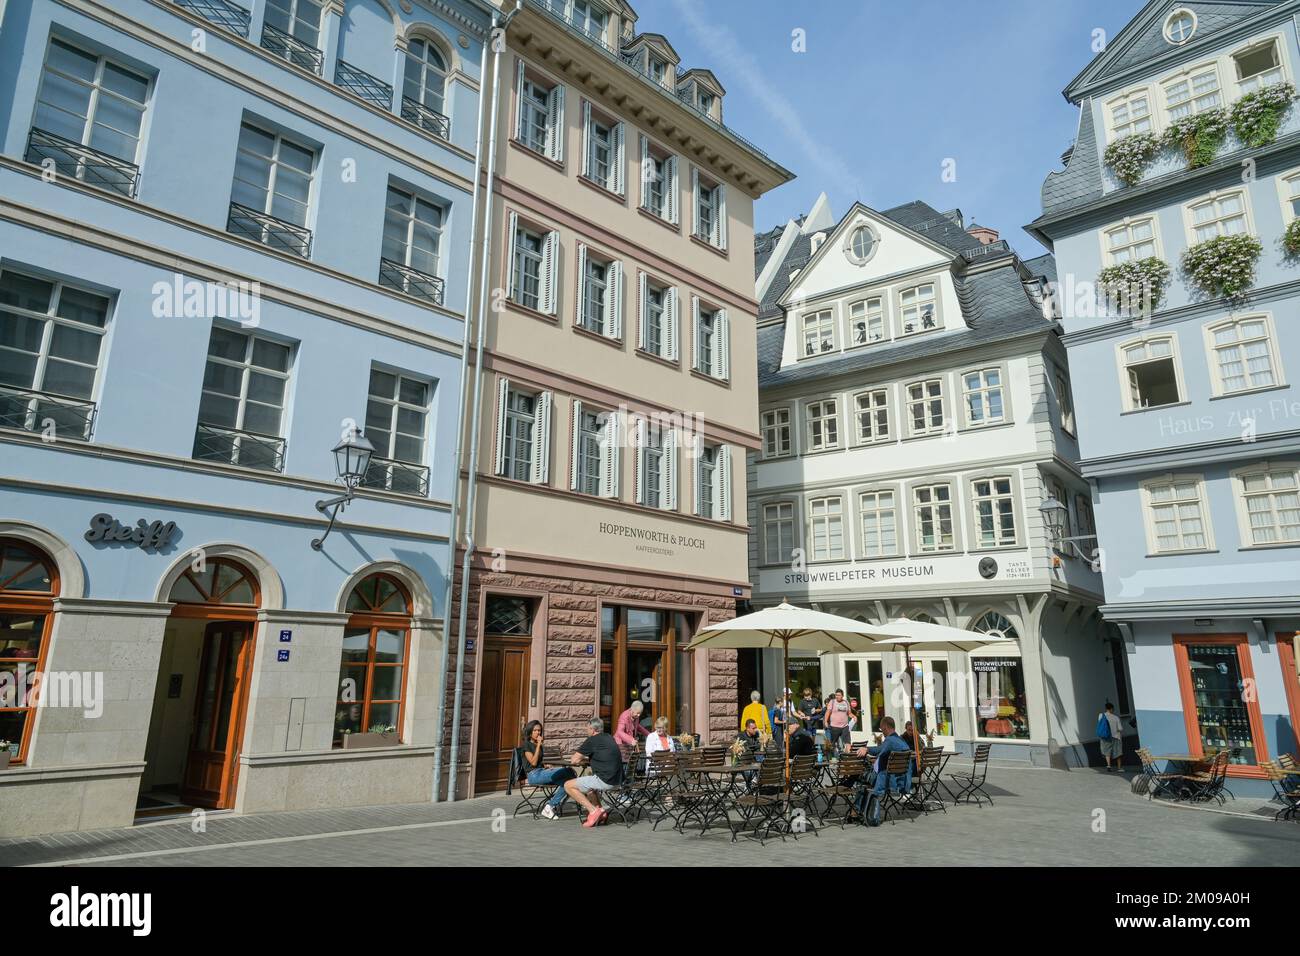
[3,767,1297,867]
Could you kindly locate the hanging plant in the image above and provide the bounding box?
[1164,108,1229,168]
[1284,218,1300,258]
[1096,256,1171,314]
[1230,82,1297,148]
[1181,234,1263,301]
[1102,132,1162,186]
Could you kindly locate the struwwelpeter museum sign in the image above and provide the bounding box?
[761,550,1035,594]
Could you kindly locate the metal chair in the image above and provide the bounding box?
[1263,760,1300,822]
[879,751,917,824]
[948,743,994,806]
[506,747,562,819]
[821,753,866,826]
[909,746,947,814]
[1135,747,1185,801]
[787,756,822,838]
[730,757,787,844]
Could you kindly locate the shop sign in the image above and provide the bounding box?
[84,513,179,552]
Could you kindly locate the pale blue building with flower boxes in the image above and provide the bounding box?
[0,0,491,836]
[1028,1,1300,795]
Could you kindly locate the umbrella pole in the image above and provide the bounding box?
[783,637,791,797]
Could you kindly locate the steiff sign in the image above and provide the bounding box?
[85,513,179,552]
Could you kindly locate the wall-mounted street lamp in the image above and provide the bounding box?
[1039,496,1100,569]
[311,430,375,551]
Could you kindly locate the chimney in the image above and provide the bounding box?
[967,223,1000,245]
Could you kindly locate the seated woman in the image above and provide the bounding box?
[645,716,677,760]
[519,720,576,820]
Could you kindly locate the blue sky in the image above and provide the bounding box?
[648,0,1145,257]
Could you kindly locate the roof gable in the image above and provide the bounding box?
[623,32,680,65]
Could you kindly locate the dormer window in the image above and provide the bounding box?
[649,56,667,85]
[698,91,715,115]
[1163,9,1196,45]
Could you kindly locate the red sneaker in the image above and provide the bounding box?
[582,809,606,829]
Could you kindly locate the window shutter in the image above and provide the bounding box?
[717,445,733,522]
[716,308,730,380]
[506,210,520,300]
[601,411,620,499]
[531,390,552,484]
[513,60,526,141]
[633,416,646,505]
[664,286,679,361]
[639,134,650,210]
[569,399,583,491]
[690,166,700,236]
[493,376,510,476]
[1127,367,1142,408]
[690,294,701,371]
[540,230,558,315]
[691,432,703,516]
[716,184,728,249]
[663,428,678,510]
[574,242,588,326]
[666,156,679,225]
[637,270,648,351]
[604,261,623,340]
[612,122,625,194]
[580,100,591,179]
[545,84,565,162]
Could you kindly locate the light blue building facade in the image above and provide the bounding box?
[0,0,489,835]
[1030,1,1300,794]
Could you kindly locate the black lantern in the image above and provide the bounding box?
[312,429,376,550]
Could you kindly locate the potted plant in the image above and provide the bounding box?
[1164,108,1229,169]
[1230,82,1297,148]
[1096,256,1172,315]
[1284,219,1300,259]
[1102,132,1162,186]
[1181,233,1263,302]
[341,723,401,749]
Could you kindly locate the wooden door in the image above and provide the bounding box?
[474,637,530,795]
[181,621,253,808]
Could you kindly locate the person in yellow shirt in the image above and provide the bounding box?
[740,690,772,735]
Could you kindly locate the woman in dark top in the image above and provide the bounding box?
[520,720,576,820]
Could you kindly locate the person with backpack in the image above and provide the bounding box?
[1098,702,1123,772]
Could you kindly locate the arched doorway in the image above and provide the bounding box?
[334,573,412,747]
[141,558,259,814]
[0,538,58,764]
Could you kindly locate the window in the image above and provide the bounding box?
[576,246,623,339]
[698,91,715,115]
[849,298,885,346]
[802,310,835,356]
[1235,463,1300,545]
[691,298,729,380]
[972,476,1016,548]
[570,402,620,499]
[1164,9,1196,44]
[599,606,693,736]
[1187,191,1248,243]
[403,38,448,121]
[261,0,324,73]
[1075,492,1096,537]
[693,442,732,521]
[972,613,1029,740]
[634,419,676,509]
[1280,170,1300,221]
[1103,218,1157,265]
[1207,316,1278,395]
[495,381,551,484]
[805,398,838,451]
[193,326,291,471]
[0,270,109,440]
[1143,475,1211,553]
[912,483,955,553]
[1055,367,1076,435]
[31,38,149,196]
[898,283,937,335]
[854,389,889,444]
[1173,637,1265,769]
[962,368,1005,427]
[858,489,898,558]
[568,0,608,40]
[514,64,564,162]
[0,538,57,765]
[808,496,845,560]
[648,56,667,85]
[638,136,678,223]
[846,225,877,264]
[637,275,678,359]
[228,121,315,256]
[1121,336,1182,410]
[380,185,443,303]
[1234,39,1284,94]
[485,595,533,635]
[1164,65,1220,120]
[763,502,795,565]
[1046,477,1072,545]
[508,214,558,315]
[906,378,945,436]
[1108,89,1153,139]
[335,574,411,746]
[692,168,727,250]
[581,102,624,194]
[761,407,792,458]
[362,368,430,495]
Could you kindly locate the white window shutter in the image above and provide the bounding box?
[540,230,558,315]
[666,156,679,225]
[546,84,565,162]
[717,445,733,521]
[513,60,526,141]
[639,134,650,210]
[665,287,679,361]
[633,416,646,505]
[691,432,703,516]
[690,166,700,236]
[601,412,620,499]
[716,308,730,380]
[664,428,678,510]
[604,261,623,340]
[716,184,728,249]
[569,399,583,491]
[574,242,587,326]
[612,122,625,194]
[637,270,648,351]
[506,210,519,299]
[690,294,701,371]
[493,377,510,476]
[531,391,552,484]
[580,99,591,178]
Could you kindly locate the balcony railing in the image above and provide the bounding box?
[400,96,451,140]
[379,257,444,305]
[25,127,140,198]
[227,201,313,258]
[260,22,323,76]
[193,422,286,472]
[361,456,430,496]
[0,386,96,441]
[175,0,251,37]
[335,59,392,109]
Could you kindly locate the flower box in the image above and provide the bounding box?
[341,731,401,750]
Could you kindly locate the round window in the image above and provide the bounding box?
[1163,10,1196,45]
[847,225,876,264]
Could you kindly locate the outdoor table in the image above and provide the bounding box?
[679,764,759,837]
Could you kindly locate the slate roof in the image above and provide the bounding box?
[1022,253,1058,284]
[1039,102,1103,217]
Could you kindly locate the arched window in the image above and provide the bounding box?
[0,538,59,764]
[971,611,1017,640]
[336,573,412,746]
[907,612,936,624]
[403,37,448,126]
[970,611,1029,740]
[168,558,259,612]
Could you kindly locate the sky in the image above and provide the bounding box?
[639,0,1146,258]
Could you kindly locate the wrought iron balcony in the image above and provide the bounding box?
[400,96,451,140]
[193,422,286,472]
[0,386,96,441]
[260,22,323,76]
[25,127,140,198]
[227,201,312,258]
[335,60,392,109]
[361,456,430,496]
[378,257,444,305]
[175,0,251,37]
